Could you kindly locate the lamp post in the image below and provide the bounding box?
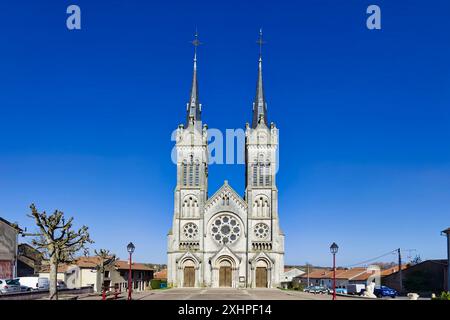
[127,242,135,301]
[330,242,339,301]
[441,228,450,292]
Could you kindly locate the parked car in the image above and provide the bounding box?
[303,286,313,293]
[328,287,347,295]
[373,286,397,298]
[308,286,328,294]
[57,280,67,290]
[0,278,21,294]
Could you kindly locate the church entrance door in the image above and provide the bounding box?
[183,266,195,287]
[256,267,268,288]
[219,266,232,287]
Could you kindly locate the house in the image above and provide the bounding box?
[105,260,154,292]
[294,268,369,288]
[17,243,43,277]
[382,259,448,294]
[39,263,70,283]
[0,217,21,278]
[280,267,305,289]
[39,256,109,291]
[154,269,167,281]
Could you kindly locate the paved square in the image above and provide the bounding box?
[127,288,353,300]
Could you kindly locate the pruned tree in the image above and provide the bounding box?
[94,249,116,293]
[28,203,93,300]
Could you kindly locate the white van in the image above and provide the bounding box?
[18,277,39,291]
[347,283,366,295]
[38,277,50,290]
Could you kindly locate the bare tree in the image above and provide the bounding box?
[28,204,93,300]
[94,249,116,293]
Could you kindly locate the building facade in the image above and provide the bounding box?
[0,217,20,279]
[167,33,285,288]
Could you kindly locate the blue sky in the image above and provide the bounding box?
[0,0,449,266]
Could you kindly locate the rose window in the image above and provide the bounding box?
[254,223,269,239]
[183,222,199,239]
[211,215,241,244]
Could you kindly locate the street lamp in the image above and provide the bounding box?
[127,242,135,300]
[441,228,450,292]
[330,242,339,301]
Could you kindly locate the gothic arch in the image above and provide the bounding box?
[253,194,270,218]
[250,252,274,288]
[182,194,199,217]
[177,252,201,288]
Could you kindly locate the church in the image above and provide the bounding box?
[167,32,284,288]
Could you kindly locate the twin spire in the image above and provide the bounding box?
[186,32,202,129]
[186,30,268,129]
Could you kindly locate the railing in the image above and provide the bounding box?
[179,241,200,250]
[252,242,272,250]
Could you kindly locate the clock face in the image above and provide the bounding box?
[183,222,199,239]
[211,215,241,245]
[254,223,269,240]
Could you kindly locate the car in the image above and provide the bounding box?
[328,287,347,295]
[57,280,67,290]
[303,286,313,293]
[308,286,328,294]
[373,286,397,298]
[0,278,21,294]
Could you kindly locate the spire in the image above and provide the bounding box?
[187,31,202,128]
[252,29,268,128]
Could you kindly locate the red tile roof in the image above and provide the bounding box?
[114,260,154,271]
[154,269,167,280]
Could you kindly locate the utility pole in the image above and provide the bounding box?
[397,248,403,293]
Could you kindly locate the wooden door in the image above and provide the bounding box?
[219,266,232,287]
[183,267,195,287]
[256,267,268,288]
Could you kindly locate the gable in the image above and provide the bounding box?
[204,181,247,214]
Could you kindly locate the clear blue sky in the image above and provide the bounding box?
[0,0,449,266]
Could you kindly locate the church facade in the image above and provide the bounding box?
[167,34,284,288]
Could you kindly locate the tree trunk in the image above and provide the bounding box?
[49,255,58,300]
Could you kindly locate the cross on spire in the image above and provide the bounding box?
[190,29,202,61]
[256,28,266,59]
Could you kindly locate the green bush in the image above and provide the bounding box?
[150,279,161,289]
[432,291,450,300]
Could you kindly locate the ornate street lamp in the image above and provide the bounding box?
[127,242,135,300]
[441,228,450,292]
[330,242,339,300]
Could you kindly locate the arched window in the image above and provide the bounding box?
[182,195,198,217]
[252,159,258,187]
[188,163,193,186]
[182,160,187,186]
[194,160,200,186]
[258,161,264,185]
[265,160,271,186]
[254,195,270,217]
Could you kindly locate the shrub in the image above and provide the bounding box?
[432,291,450,300]
[150,279,161,289]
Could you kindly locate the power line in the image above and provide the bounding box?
[343,249,397,268]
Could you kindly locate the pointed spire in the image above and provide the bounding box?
[187,30,202,128]
[252,29,268,128]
